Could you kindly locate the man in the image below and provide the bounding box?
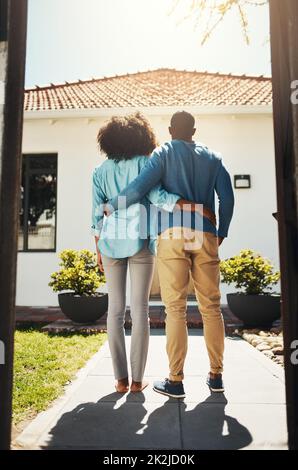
[106,111,234,398]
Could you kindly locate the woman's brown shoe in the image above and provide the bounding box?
[115,378,129,393]
[130,381,149,393]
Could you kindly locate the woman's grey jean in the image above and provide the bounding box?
[102,243,155,382]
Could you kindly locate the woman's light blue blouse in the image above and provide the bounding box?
[91,156,180,258]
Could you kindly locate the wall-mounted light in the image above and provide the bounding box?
[234,175,251,189]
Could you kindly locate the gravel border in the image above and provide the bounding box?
[234,327,284,367]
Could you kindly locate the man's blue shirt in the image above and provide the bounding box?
[109,140,235,238]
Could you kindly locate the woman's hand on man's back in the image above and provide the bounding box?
[175,199,216,226]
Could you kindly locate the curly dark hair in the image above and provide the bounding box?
[97,112,158,160]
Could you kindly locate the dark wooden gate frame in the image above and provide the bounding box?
[0,0,297,451]
[0,0,28,450]
[269,0,298,450]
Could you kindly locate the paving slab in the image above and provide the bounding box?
[15,330,288,450]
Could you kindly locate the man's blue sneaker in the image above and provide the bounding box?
[206,374,225,392]
[153,378,186,399]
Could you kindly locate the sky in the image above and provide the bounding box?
[25,0,271,88]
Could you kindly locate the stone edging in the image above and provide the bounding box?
[235,328,284,367]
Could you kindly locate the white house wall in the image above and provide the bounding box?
[18,112,279,306]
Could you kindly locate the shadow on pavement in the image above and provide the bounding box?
[43,391,252,450]
[178,394,252,449]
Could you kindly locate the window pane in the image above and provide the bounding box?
[27,171,57,250]
[18,165,25,250]
[28,155,57,171]
[19,155,57,251]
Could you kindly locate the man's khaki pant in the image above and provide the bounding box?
[157,228,225,382]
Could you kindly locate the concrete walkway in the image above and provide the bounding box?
[16,330,288,450]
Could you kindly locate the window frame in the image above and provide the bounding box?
[19,153,58,253]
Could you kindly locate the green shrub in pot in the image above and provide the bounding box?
[220,249,281,327]
[220,249,280,295]
[49,249,108,324]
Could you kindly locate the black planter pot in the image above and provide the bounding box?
[58,292,108,325]
[227,293,281,328]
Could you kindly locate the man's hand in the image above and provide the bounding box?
[218,237,224,246]
[103,203,112,217]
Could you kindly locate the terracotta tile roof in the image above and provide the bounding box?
[24,68,272,111]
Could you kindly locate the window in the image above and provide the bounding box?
[19,154,57,252]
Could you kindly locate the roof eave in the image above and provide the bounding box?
[24,104,273,120]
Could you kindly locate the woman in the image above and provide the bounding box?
[91,113,215,394]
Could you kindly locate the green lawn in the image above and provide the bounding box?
[13,329,107,424]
